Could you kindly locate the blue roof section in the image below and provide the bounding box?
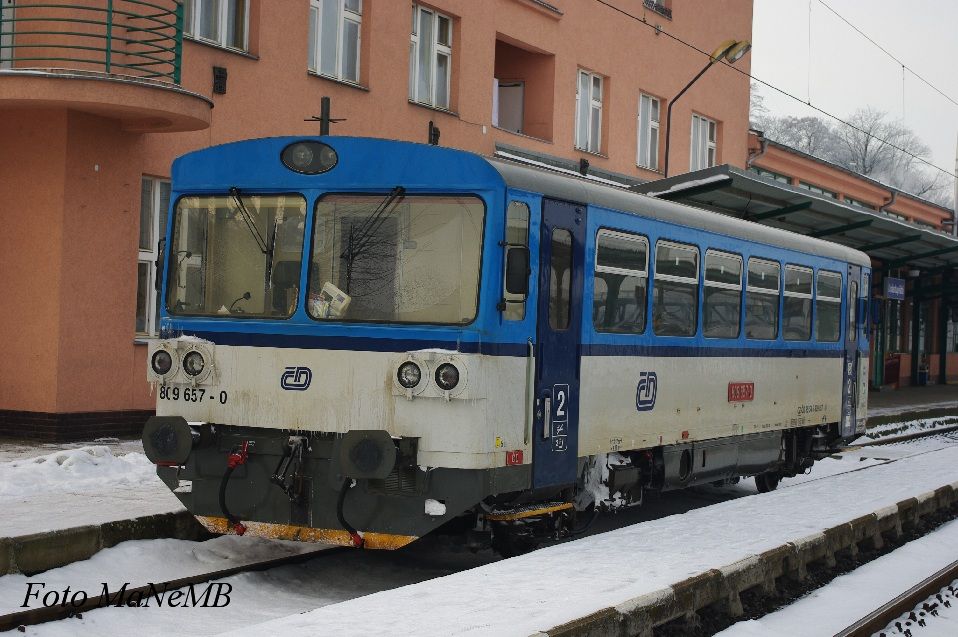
[172,136,506,193]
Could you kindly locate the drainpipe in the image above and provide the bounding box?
[747,130,769,168]
[880,189,899,214]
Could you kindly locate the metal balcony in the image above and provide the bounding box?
[0,0,183,83]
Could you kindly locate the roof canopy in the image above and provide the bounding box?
[632,165,958,273]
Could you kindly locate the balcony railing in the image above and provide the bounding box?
[0,1,183,83]
[643,0,672,20]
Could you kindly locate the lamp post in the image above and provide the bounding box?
[663,39,751,177]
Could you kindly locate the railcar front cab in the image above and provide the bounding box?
[143,137,543,550]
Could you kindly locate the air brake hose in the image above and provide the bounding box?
[219,441,250,535]
[337,479,365,548]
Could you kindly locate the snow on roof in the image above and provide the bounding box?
[645,173,733,197]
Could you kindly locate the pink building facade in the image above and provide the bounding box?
[0,0,754,438]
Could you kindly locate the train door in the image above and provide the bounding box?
[0,0,13,70]
[533,198,586,489]
[841,264,862,438]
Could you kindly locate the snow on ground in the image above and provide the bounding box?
[0,442,181,537]
[0,445,157,497]
[716,518,958,637]
[224,445,958,637]
[0,535,321,615]
[16,537,500,637]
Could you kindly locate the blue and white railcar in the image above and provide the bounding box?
[142,137,870,554]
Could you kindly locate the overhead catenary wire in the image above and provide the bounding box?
[594,0,957,180]
[815,0,958,111]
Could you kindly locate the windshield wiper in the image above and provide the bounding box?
[340,186,406,293]
[229,187,268,254]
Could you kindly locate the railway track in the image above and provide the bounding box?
[0,546,345,632]
[852,422,958,448]
[835,560,958,637]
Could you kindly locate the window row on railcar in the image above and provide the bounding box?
[591,228,845,343]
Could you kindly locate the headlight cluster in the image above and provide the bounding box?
[396,360,462,394]
[150,343,212,383]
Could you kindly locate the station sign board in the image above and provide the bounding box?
[883,277,905,301]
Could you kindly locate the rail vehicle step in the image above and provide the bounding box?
[485,502,573,522]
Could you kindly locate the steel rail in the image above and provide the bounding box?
[0,546,346,632]
[834,559,958,637]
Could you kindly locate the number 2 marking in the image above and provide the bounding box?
[556,390,566,418]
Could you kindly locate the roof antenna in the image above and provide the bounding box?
[304,96,346,135]
[428,120,441,146]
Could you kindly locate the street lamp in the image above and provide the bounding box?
[662,39,751,177]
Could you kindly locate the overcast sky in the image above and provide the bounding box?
[751,0,958,177]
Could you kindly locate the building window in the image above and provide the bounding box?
[637,94,660,170]
[137,177,171,336]
[797,181,837,199]
[409,4,452,109]
[690,114,717,171]
[575,70,603,153]
[843,196,872,210]
[309,0,361,83]
[749,166,790,184]
[183,0,248,50]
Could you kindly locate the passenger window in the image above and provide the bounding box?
[549,229,573,330]
[816,270,842,342]
[745,258,780,339]
[503,201,530,321]
[653,241,699,337]
[847,279,858,341]
[703,250,742,338]
[593,230,648,334]
[783,265,813,341]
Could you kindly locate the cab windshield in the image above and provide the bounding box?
[167,194,307,318]
[309,194,484,324]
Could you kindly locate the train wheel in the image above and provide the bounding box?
[755,471,781,493]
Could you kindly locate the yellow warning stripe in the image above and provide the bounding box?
[196,516,418,550]
[484,502,574,521]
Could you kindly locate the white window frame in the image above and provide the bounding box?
[183,0,249,51]
[309,0,362,83]
[137,177,171,337]
[409,3,452,109]
[637,93,660,170]
[595,229,649,279]
[575,70,603,153]
[690,114,717,171]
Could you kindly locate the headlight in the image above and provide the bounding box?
[183,351,205,377]
[435,363,459,391]
[397,361,421,389]
[151,350,173,375]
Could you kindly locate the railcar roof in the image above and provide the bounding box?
[488,157,871,268]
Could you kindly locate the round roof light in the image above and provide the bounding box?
[281,141,338,174]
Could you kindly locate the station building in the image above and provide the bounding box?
[0,1,951,440]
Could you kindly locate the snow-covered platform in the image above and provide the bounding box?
[868,384,958,424]
[0,441,197,574]
[228,444,958,637]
